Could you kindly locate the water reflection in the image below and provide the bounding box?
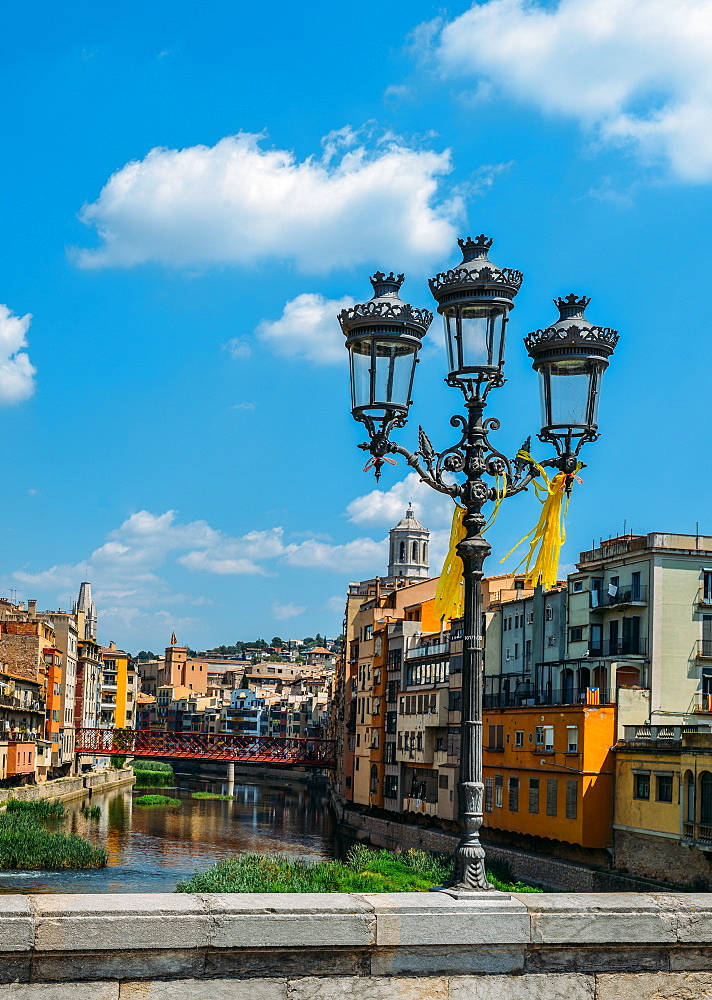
[0,774,336,894]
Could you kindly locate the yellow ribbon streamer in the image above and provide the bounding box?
[433,504,466,624]
[500,451,581,590]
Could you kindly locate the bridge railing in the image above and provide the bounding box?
[74,728,336,767]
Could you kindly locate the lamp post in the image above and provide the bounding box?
[339,236,618,893]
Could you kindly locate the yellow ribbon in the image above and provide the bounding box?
[500,451,582,591]
[433,476,507,625]
[433,504,466,624]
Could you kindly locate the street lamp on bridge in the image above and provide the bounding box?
[339,236,618,894]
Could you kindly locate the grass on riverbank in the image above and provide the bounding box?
[81,805,101,819]
[5,798,67,818]
[0,811,107,869]
[175,846,543,893]
[135,794,181,807]
[191,792,234,800]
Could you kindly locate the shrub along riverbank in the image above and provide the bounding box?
[135,794,181,807]
[176,846,542,893]
[0,799,107,869]
[132,760,175,788]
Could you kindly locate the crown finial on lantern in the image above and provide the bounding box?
[370,271,405,297]
[458,234,494,263]
[554,293,591,320]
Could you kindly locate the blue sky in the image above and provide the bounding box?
[0,0,710,651]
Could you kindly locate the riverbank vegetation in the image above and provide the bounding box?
[6,798,66,818]
[81,805,101,819]
[175,846,542,893]
[134,794,181,807]
[191,792,234,800]
[0,809,107,869]
[132,760,175,787]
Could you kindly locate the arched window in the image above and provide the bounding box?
[562,668,574,704]
[412,541,418,562]
[399,541,405,561]
[423,542,428,564]
[370,764,379,795]
[701,772,712,825]
[685,770,695,824]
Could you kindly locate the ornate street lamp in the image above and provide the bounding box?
[342,235,618,894]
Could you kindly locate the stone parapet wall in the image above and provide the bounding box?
[0,768,134,805]
[1,892,712,997]
[615,828,712,888]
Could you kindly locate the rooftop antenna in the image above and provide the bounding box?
[623,519,627,536]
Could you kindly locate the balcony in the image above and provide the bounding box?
[587,638,647,658]
[697,640,712,660]
[591,585,647,609]
[483,681,614,709]
[693,691,712,713]
[406,640,450,660]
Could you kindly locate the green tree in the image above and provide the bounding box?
[271,636,283,647]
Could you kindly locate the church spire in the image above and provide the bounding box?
[387,506,430,580]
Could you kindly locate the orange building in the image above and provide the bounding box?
[482,703,616,858]
[43,647,63,771]
[7,739,35,779]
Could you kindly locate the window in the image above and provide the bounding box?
[545,605,553,621]
[543,725,554,752]
[569,626,583,643]
[364,625,373,640]
[590,623,603,655]
[435,737,445,752]
[634,772,650,800]
[535,726,544,746]
[631,571,641,601]
[573,580,583,592]
[374,637,382,657]
[566,780,578,819]
[384,775,398,798]
[527,611,534,625]
[385,712,397,734]
[487,725,504,750]
[448,690,462,712]
[656,774,673,803]
[514,579,524,590]
[495,775,503,807]
[514,643,519,659]
[508,776,519,812]
[484,777,493,812]
[515,730,524,748]
[546,778,558,816]
[370,764,379,794]
[702,772,712,824]
[529,778,539,813]
[439,773,449,790]
[567,726,579,753]
[547,636,556,647]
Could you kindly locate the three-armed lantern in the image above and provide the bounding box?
[340,236,618,895]
[339,271,432,479]
[428,235,523,394]
[524,294,619,471]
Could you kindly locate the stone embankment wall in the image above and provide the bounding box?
[2,891,712,998]
[335,796,676,893]
[0,767,135,806]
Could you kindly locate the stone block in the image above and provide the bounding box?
[32,894,209,953]
[0,895,34,951]
[31,949,205,983]
[371,945,524,976]
[206,893,375,949]
[524,946,669,974]
[287,977,448,1000]
[119,979,287,999]
[363,892,530,947]
[449,973,594,999]
[0,985,118,1000]
[515,893,677,945]
[596,971,712,999]
[206,947,370,979]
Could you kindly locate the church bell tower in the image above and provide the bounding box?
[387,506,430,580]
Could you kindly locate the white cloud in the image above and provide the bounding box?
[430,0,712,181]
[223,338,252,360]
[0,305,36,404]
[256,293,356,365]
[75,130,462,272]
[231,401,256,411]
[282,536,387,572]
[324,594,345,613]
[345,471,455,530]
[272,601,306,621]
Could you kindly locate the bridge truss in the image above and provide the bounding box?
[74,728,337,768]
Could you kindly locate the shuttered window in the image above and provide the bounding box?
[546,778,558,816]
[508,776,519,812]
[566,780,578,819]
[529,777,539,814]
[495,775,503,808]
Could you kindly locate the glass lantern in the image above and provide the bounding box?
[429,235,522,390]
[340,272,432,426]
[525,294,618,453]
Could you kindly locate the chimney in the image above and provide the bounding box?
[109,641,116,651]
[28,599,37,617]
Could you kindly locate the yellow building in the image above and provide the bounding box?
[99,642,137,730]
[613,723,712,887]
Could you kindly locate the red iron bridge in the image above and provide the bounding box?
[74,728,337,768]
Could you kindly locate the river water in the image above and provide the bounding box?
[0,772,336,894]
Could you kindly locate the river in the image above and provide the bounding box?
[0,772,337,893]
